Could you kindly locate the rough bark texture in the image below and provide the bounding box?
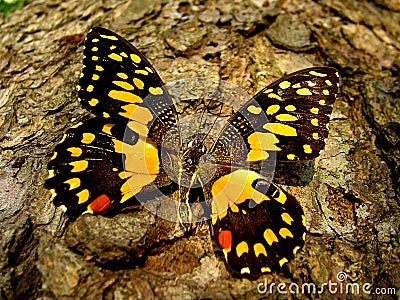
[1,0,399,299]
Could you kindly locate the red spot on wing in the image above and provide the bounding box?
[218,230,233,250]
[89,194,111,212]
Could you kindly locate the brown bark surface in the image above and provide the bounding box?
[0,0,399,299]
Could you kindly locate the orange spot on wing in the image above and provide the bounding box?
[218,230,232,250]
[89,194,111,213]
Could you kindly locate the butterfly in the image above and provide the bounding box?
[45,27,340,277]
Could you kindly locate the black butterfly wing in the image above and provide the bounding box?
[207,67,340,276]
[78,27,178,147]
[206,169,306,276]
[217,67,340,163]
[46,28,179,218]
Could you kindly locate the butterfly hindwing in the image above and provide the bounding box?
[208,169,306,276]
[45,118,172,217]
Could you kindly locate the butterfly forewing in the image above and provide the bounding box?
[218,67,339,163]
[46,28,178,218]
[78,27,178,146]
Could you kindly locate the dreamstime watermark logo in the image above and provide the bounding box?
[257,271,397,296]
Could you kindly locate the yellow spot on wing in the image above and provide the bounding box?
[319,99,326,105]
[135,70,148,75]
[109,53,122,61]
[113,81,134,90]
[265,123,297,136]
[119,104,153,125]
[149,87,163,95]
[70,160,88,172]
[103,112,110,118]
[310,107,319,114]
[92,56,98,61]
[296,88,312,95]
[127,120,149,137]
[247,150,269,162]
[95,65,104,71]
[64,178,81,190]
[92,38,99,42]
[268,93,282,100]
[281,213,294,225]
[133,78,144,89]
[263,88,273,93]
[325,79,332,86]
[77,189,89,204]
[50,152,57,160]
[230,203,239,212]
[261,267,271,273]
[109,90,143,103]
[254,243,267,257]
[92,74,99,80]
[117,73,128,79]
[67,147,82,157]
[279,228,294,238]
[130,54,141,63]
[279,257,288,266]
[293,246,301,255]
[211,170,271,220]
[275,114,298,121]
[145,67,153,73]
[240,267,250,274]
[48,170,54,178]
[88,98,99,106]
[100,34,118,40]
[274,191,286,204]
[102,124,114,135]
[110,45,116,50]
[82,133,95,144]
[309,70,327,77]
[247,105,262,114]
[87,85,94,92]
[323,89,330,95]
[264,229,278,245]
[287,154,296,160]
[120,52,128,58]
[248,132,280,151]
[266,104,280,115]
[236,241,249,257]
[279,81,291,89]
[285,105,296,111]
[91,47,98,51]
[115,138,160,202]
[311,118,319,126]
[303,144,312,153]
[312,132,319,140]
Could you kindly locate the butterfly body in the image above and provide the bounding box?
[45,27,339,278]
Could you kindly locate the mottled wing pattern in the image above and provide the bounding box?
[210,67,339,276]
[46,28,178,218]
